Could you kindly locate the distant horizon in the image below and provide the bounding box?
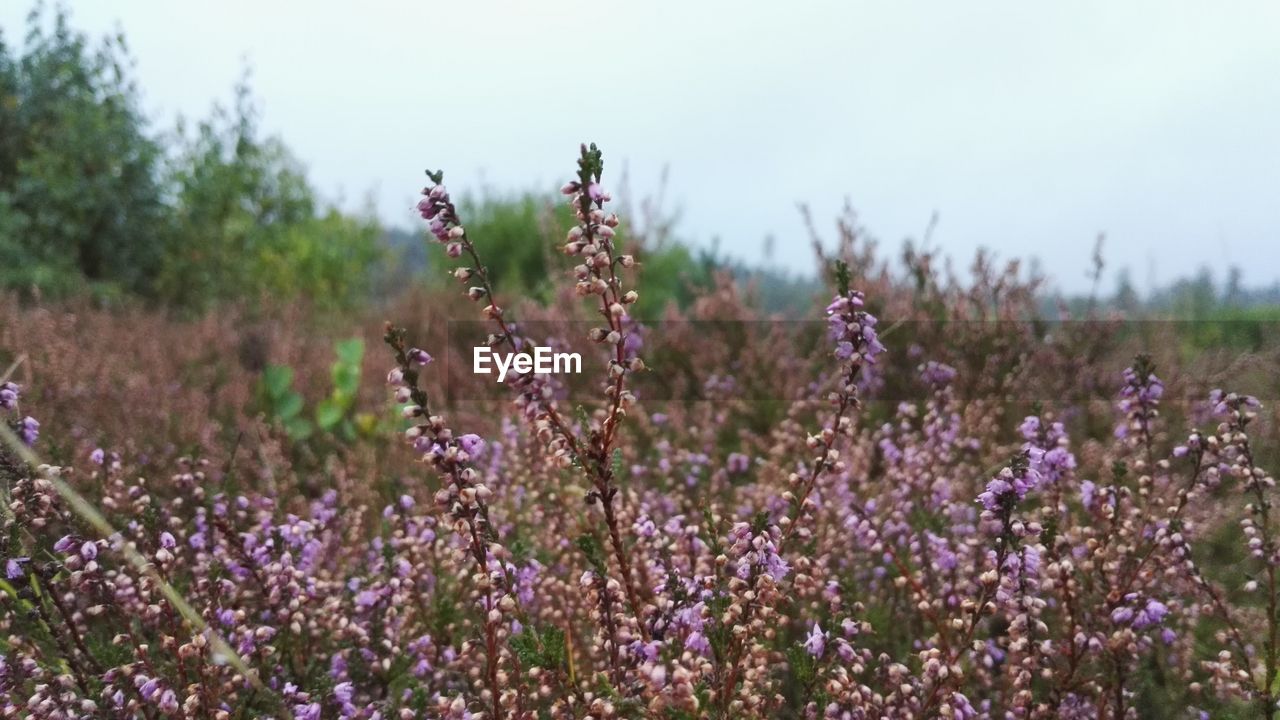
[4,1,1278,295]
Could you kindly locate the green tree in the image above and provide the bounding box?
[0,6,167,298]
[155,80,382,311]
[1,5,382,311]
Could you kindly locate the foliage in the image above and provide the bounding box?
[0,6,381,310]
[259,337,372,443]
[0,7,167,299]
[260,364,312,440]
[157,83,382,311]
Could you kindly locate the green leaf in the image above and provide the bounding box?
[331,363,360,397]
[275,391,304,420]
[335,337,364,365]
[262,365,294,399]
[316,398,344,430]
[284,417,313,440]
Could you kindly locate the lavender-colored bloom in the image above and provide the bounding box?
[294,703,322,720]
[137,677,160,701]
[80,541,98,560]
[977,459,1040,512]
[685,631,710,656]
[160,532,177,549]
[804,622,827,657]
[334,681,355,704]
[1133,598,1169,629]
[89,447,105,465]
[1115,358,1163,440]
[458,433,486,458]
[1018,416,1041,442]
[920,361,957,388]
[407,348,433,366]
[1080,480,1097,509]
[5,558,27,579]
[18,416,38,446]
[0,382,18,409]
[826,292,886,365]
[633,516,657,537]
[54,535,76,553]
[835,637,855,661]
[1110,605,1134,625]
[726,452,751,474]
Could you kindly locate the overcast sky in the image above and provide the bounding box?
[5,1,1278,293]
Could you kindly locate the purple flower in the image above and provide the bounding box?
[1018,416,1041,442]
[334,681,355,705]
[685,630,710,655]
[726,452,751,474]
[1110,605,1134,625]
[408,348,433,366]
[826,292,885,365]
[136,677,160,701]
[1134,598,1169,629]
[920,361,957,388]
[89,448,105,465]
[18,416,38,446]
[803,622,827,658]
[159,532,177,549]
[1115,358,1163,440]
[5,557,28,579]
[294,703,321,720]
[1080,480,1097,509]
[0,382,17,409]
[458,433,486,459]
[80,541,98,560]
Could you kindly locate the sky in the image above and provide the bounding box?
[4,1,1279,294]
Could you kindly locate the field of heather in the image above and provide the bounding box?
[4,144,1280,720]
[6,4,1280,720]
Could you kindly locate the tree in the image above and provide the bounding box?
[0,6,167,298]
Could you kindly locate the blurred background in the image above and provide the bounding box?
[1,0,1279,316]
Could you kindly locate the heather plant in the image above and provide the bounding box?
[4,144,1280,720]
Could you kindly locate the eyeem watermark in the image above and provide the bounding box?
[473,346,582,383]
